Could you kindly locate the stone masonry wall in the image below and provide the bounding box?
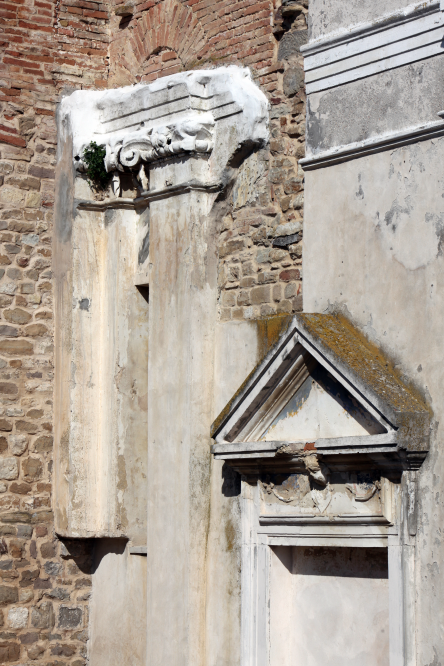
[0,0,307,664]
[108,0,308,321]
[0,0,109,662]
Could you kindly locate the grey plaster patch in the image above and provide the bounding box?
[56,171,73,244]
[78,298,90,311]
[425,647,442,666]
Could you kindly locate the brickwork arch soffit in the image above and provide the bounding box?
[110,0,208,86]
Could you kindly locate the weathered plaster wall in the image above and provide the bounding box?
[304,125,444,666]
[269,546,389,666]
[308,0,413,41]
[0,0,313,664]
[303,0,444,660]
[307,57,444,155]
[88,541,147,666]
[205,320,260,666]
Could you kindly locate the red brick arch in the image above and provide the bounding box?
[110,0,208,85]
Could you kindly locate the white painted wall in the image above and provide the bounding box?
[269,546,389,666]
[88,542,147,666]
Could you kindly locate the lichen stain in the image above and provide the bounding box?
[257,314,293,362]
[117,454,128,492]
[225,517,236,552]
[138,392,148,412]
[298,313,430,416]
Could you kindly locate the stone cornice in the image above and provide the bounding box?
[62,66,269,197]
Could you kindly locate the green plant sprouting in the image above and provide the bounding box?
[82,141,111,191]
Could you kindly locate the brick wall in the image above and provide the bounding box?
[0,0,307,663]
[0,0,109,661]
[108,0,307,321]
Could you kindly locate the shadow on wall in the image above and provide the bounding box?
[59,538,96,574]
[222,462,241,498]
[91,538,128,574]
[59,537,129,575]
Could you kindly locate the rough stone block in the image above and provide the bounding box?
[40,541,56,558]
[221,291,236,308]
[277,299,292,313]
[22,458,43,482]
[257,271,277,284]
[19,569,39,587]
[44,562,62,576]
[237,290,251,306]
[260,304,276,316]
[0,457,18,480]
[8,606,28,628]
[9,539,24,558]
[0,340,33,355]
[284,282,298,299]
[0,585,18,606]
[58,606,83,629]
[0,419,13,432]
[16,525,32,538]
[292,294,303,312]
[272,284,282,301]
[279,268,301,281]
[231,308,244,320]
[274,220,302,237]
[0,641,20,662]
[27,643,45,659]
[283,66,305,97]
[256,247,271,263]
[31,601,54,629]
[283,178,303,194]
[33,436,53,453]
[250,285,271,304]
[289,242,302,258]
[0,282,17,296]
[19,631,39,644]
[0,326,18,338]
[16,421,38,435]
[270,248,288,262]
[278,29,307,60]
[219,238,245,258]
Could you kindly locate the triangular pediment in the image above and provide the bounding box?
[211,314,430,456]
[258,364,386,442]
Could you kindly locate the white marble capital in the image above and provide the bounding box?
[60,66,269,195]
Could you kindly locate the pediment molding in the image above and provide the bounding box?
[211,314,430,471]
